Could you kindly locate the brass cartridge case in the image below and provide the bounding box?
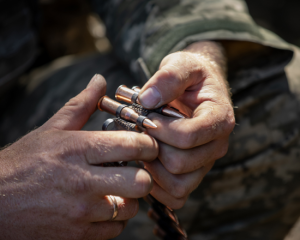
[132,86,141,92]
[115,85,140,104]
[98,96,156,129]
[115,85,188,118]
[98,96,120,115]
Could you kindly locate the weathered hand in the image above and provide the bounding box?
[0,75,158,240]
[138,41,235,209]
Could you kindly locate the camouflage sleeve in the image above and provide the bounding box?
[91,0,294,79]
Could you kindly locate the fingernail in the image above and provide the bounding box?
[86,74,100,88]
[139,86,161,108]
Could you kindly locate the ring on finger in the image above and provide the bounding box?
[108,195,118,221]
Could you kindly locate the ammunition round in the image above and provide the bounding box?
[114,85,187,118]
[98,96,157,129]
[115,85,139,104]
[102,118,115,131]
[132,86,141,92]
[98,96,120,115]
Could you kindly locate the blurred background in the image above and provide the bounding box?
[10,0,300,77]
[246,0,300,47]
[35,0,300,65]
[3,0,300,114]
[1,0,300,238]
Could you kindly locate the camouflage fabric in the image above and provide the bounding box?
[112,50,300,240]
[91,0,293,78]
[1,0,300,240]
[0,48,299,240]
[0,0,294,84]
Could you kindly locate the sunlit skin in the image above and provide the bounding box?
[139,41,235,209]
[0,75,158,240]
[0,41,235,239]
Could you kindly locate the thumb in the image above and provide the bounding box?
[43,74,106,130]
[138,52,199,109]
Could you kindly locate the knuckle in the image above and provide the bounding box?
[121,132,142,159]
[136,178,151,196]
[68,226,89,239]
[228,113,236,131]
[215,142,229,159]
[68,202,90,221]
[111,222,125,238]
[177,127,196,149]
[160,66,183,86]
[171,182,189,199]
[168,198,186,210]
[134,169,152,196]
[222,106,236,134]
[84,222,123,240]
[69,171,93,194]
[165,157,185,175]
[73,179,89,194]
[116,198,138,220]
[160,54,172,67]
[126,199,139,219]
[94,222,124,240]
[160,52,181,67]
[65,95,84,109]
[61,95,88,117]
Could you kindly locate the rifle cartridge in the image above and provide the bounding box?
[115,85,139,104]
[98,96,157,129]
[132,86,141,92]
[115,85,188,118]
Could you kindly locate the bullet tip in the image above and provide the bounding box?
[143,119,157,129]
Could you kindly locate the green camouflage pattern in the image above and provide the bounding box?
[113,49,300,240]
[1,0,300,239]
[92,0,293,78]
[1,48,299,239]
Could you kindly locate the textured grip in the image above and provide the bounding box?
[101,86,188,240]
[114,118,137,131]
[130,103,152,116]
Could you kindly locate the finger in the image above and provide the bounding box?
[144,159,213,200]
[43,74,106,131]
[75,131,158,164]
[150,181,187,210]
[86,196,138,222]
[138,52,202,109]
[84,221,127,240]
[146,103,234,149]
[157,139,228,174]
[86,166,153,198]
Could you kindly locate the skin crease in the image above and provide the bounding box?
[139,41,235,209]
[0,75,158,240]
[0,41,235,239]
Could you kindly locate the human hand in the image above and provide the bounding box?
[0,75,158,240]
[138,41,235,209]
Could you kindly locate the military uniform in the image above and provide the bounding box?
[1,0,300,239]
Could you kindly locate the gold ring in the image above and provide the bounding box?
[108,195,118,221]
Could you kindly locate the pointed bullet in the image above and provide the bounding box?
[158,106,188,118]
[98,96,157,129]
[143,118,157,129]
